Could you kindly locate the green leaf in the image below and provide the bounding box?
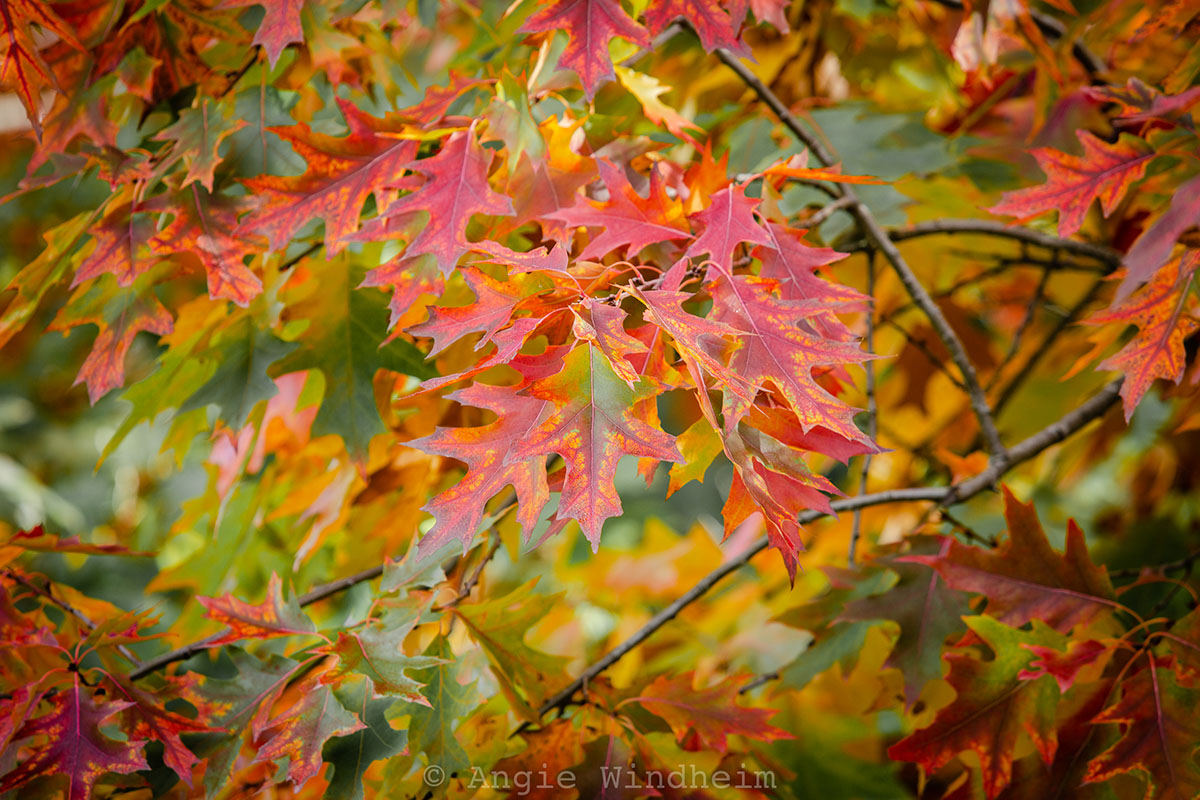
[406,635,478,774]
[453,579,569,717]
[321,604,444,703]
[180,320,296,428]
[271,255,433,463]
[323,680,408,800]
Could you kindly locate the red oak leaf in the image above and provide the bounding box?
[71,204,156,288]
[1083,79,1200,124]
[1089,251,1199,420]
[407,268,529,356]
[987,131,1153,238]
[3,525,151,557]
[0,676,149,799]
[684,185,772,279]
[624,671,791,754]
[721,423,844,579]
[633,287,750,401]
[252,670,365,788]
[197,573,318,645]
[221,0,304,67]
[644,0,747,54]
[758,221,864,339]
[1117,172,1200,302]
[152,98,247,192]
[379,124,515,275]
[149,186,265,306]
[744,403,878,463]
[104,673,213,786]
[906,486,1117,632]
[410,382,550,554]
[471,240,571,275]
[1084,664,1200,800]
[507,342,681,548]
[518,0,651,100]
[710,274,871,440]
[748,0,789,31]
[569,297,646,386]
[239,98,420,253]
[548,159,690,260]
[889,616,1062,799]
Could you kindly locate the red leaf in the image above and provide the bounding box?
[0,0,83,137]
[197,573,318,645]
[379,124,515,275]
[625,671,791,754]
[252,670,364,788]
[50,289,174,404]
[104,673,213,786]
[518,0,651,100]
[2,525,151,557]
[149,187,265,306]
[1085,664,1200,800]
[220,0,304,67]
[906,486,1117,632]
[710,273,871,439]
[1089,251,1199,420]
[507,342,681,547]
[71,205,156,288]
[1018,640,1108,694]
[548,159,690,261]
[988,131,1153,238]
[644,0,746,54]
[239,99,420,253]
[888,616,1062,799]
[0,675,149,799]
[683,185,772,279]
[407,267,529,356]
[410,382,550,554]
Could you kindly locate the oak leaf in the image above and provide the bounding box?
[1089,252,1199,419]
[0,677,149,799]
[197,573,317,646]
[507,342,681,548]
[518,0,651,100]
[988,131,1152,238]
[625,671,791,754]
[907,486,1117,632]
[888,616,1064,799]
[1085,664,1200,800]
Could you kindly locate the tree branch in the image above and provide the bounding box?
[715,48,1008,462]
[854,219,1121,268]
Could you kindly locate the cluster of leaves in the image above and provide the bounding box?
[1,0,1200,797]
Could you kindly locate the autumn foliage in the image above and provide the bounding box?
[1,0,1199,797]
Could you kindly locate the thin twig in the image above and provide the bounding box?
[843,219,1120,268]
[714,47,1007,462]
[806,195,855,228]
